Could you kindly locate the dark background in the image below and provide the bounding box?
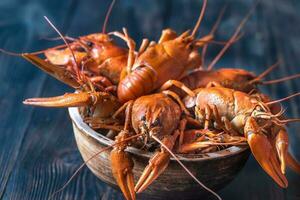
[1,0,300,199]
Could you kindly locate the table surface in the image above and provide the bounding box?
[1,0,300,199]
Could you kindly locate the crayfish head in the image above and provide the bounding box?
[251,103,269,120]
[217,68,257,92]
[81,33,128,66]
[139,110,163,140]
[162,31,204,70]
[132,94,181,144]
[80,33,112,45]
[163,32,192,59]
[251,101,285,128]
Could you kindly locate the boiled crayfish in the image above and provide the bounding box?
[2,0,300,200]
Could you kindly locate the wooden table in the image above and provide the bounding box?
[1,0,300,199]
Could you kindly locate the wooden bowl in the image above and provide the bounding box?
[68,107,250,200]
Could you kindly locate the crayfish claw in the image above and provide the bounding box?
[135,151,170,193]
[111,148,135,200]
[245,117,288,188]
[22,53,79,88]
[275,129,289,174]
[287,152,300,175]
[44,48,86,66]
[23,92,112,107]
[23,92,95,107]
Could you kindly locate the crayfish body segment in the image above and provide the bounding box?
[115,0,212,103]
[183,86,291,188]
[116,30,212,103]
[177,62,300,96]
[179,68,257,94]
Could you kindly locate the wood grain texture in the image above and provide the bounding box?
[0,0,300,199]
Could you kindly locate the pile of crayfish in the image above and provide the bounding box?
[4,0,300,199]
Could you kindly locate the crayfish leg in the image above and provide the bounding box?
[160,80,195,97]
[109,28,136,75]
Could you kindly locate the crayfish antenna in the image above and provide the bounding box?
[44,16,83,83]
[48,145,112,200]
[191,0,208,38]
[210,5,227,36]
[102,0,116,34]
[0,48,23,56]
[44,16,98,92]
[262,73,300,85]
[1,44,82,89]
[249,61,281,84]
[277,118,300,124]
[201,5,227,67]
[266,92,300,105]
[207,1,259,70]
[39,35,76,42]
[0,48,53,56]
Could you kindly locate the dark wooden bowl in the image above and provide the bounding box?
[68,107,250,200]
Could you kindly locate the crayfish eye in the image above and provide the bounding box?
[86,41,94,47]
[151,118,160,127]
[141,115,146,121]
[255,106,262,111]
[247,77,253,81]
[76,46,86,52]
[187,44,193,50]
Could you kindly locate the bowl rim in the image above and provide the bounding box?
[69,107,249,161]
